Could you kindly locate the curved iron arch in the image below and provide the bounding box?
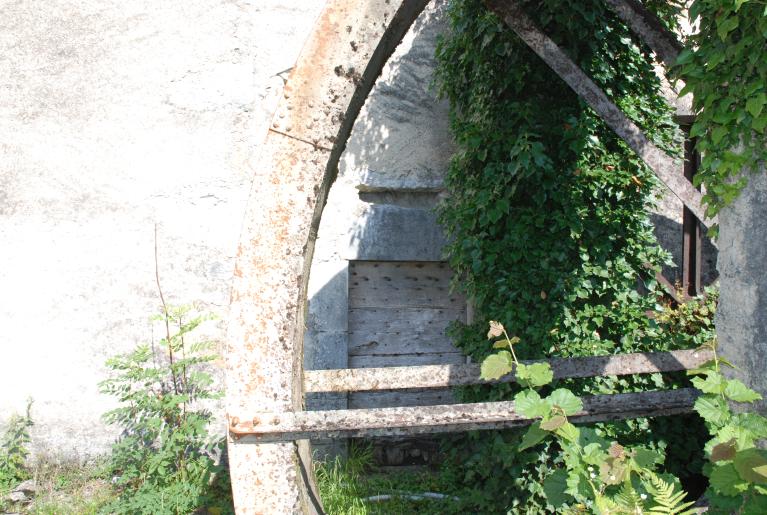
[225,1,429,512]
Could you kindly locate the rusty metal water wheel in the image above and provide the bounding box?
[224,1,713,512]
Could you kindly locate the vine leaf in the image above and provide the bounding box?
[548,389,583,416]
[518,422,549,451]
[516,362,553,388]
[709,463,749,496]
[541,415,566,431]
[733,449,767,484]
[724,379,762,403]
[480,351,513,380]
[515,390,550,418]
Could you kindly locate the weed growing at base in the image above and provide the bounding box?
[99,305,232,514]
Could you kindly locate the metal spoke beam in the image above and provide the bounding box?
[304,349,713,393]
[229,388,700,442]
[483,0,712,226]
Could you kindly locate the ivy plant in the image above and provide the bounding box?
[676,0,767,223]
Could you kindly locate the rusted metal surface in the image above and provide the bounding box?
[229,388,700,442]
[483,0,713,227]
[304,349,713,392]
[682,125,702,297]
[602,0,682,68]
[225,0,429,513]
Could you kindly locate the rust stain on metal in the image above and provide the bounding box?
[225,1,428,513]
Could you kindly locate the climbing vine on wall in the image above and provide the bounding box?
[434,0,710,510]
[676,0,767,221]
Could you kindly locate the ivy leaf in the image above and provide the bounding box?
[633,447,664,468]
[724,379,762,403]
[746,94,766,118]
[709,463,749,496]
[548,389,583,416]
[516,362,554,388]
[542,469,571,508]
[515,390,551,418]
[518,421,549,451]
[480,351,513,380]
[541,415,566,431]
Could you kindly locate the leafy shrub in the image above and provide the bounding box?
[433,0,708,510]
[0,399,33,501]
[99,306,232,514]
[481,321,767,513]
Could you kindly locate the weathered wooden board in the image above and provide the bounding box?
[349,352,467,368]
[349,329,461,356]
[348,261,466,410]
[349,390,455,409]
[307,348,714,392]
[349,261,465,308]
[229,388,700,442]
[349,307,466,334]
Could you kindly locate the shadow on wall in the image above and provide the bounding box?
[651,212,718,290]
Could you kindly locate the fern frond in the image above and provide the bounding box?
[645,473,697,515]
[614,482,644,512]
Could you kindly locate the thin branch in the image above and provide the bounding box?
[154,223,179,396]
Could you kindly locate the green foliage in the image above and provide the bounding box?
[315,443,463,514]
[675,0,767,223]
[688,341,767,513]
[99,305,232,515]
[433,0,708,510]
[0,399,33,504]
[482,322,699,514]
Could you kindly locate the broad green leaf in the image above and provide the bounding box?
[709,463,749,496]
[515,390,551,418]
[518,422,549,451]
[543,469,571,508]
[734,449,767,484]
[711,439,737,462]
[746,94,766,118]
[724,379,762,403]
[517,362,553,388]
[582,442,606,466]
[541,415,566,431]
[633,447,664,468]
[555,422,580,443]
[695,395,731,427]
[692,373,725,394]
[480,351,513,380]
[548,389,583,416]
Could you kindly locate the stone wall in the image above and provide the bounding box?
[0,0,324,460]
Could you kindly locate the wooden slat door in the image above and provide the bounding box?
[348,261,466,409]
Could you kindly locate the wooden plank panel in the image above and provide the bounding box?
[349,261,465,308]
[229,388,700,442]
[349,352,466,368]
[306,348,714,392]
[348,307,465,334]
[349,329,460,356]
[350,389,454,409]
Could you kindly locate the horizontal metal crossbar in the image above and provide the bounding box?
[229,388,700,442]
[304,349,713,393]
